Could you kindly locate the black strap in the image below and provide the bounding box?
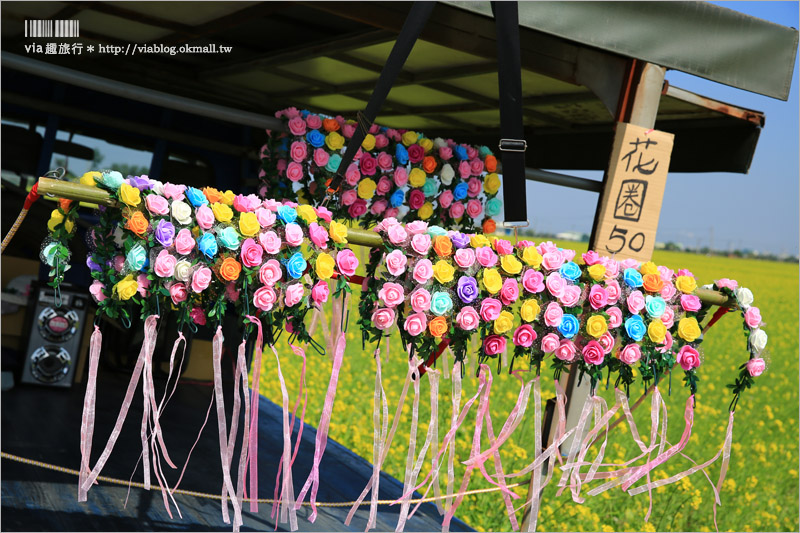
[492,1,528,224]
[328,1,435,194]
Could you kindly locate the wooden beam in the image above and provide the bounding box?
[88,2,202,38]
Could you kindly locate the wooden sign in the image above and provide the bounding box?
[592,123,674,262]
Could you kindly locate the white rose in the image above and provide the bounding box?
[150,180,164,196]
[750,329,768,353]
[735,287,754,307]
[440,164,455,185]
[171,200,192,225]
[433,137,447,149]
[174,260,192,282]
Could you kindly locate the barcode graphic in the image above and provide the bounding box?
[25,20,79,38]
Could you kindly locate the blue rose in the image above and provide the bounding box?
[625,315,647,342]
[454,145,468,161]
[479,145,493,158]
[623,268,643,289]
[218,227,240,250]
[486,198,502,217]
[645,296,667,319]
[286,251,307,279]
[198,233,218,259]
[141,255,150,272]
[453,182,468,201]
[427,226,447,237]
[185,187,208,208]
[277,205,297,224]
[557,314,580,338]
[102,170,124,190]
[300,109,310,118]
[125,244,147,271]
[559,261,581,282]
[430,291,454,316]
[395,144,409,165]
[306,130,325,148]
[325,153,342,173]
[390,189,405,208]
[423,178,439,198]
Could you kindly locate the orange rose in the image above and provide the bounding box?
[422,156,437,174]
[322,118,340,132]
[433,235,453,257]
[59,199,72,211]
[482,218,496,234]
[219,257,241,281]
[125,211,149,235]
[429,316,448,338]
[485,155,497,173]
[203,187,223,203]
[642,273,664,293]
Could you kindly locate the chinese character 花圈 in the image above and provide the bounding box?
[621,137,659,175]
[613,179,648,222]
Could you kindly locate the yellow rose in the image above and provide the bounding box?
[520,299,540,322]
[675,275,697,294]
[79,171,101,187]
[677,317,701,342]
[358,178,377,200]
[494,311,514,334]
[402,131,419,146]
[297,189,310,205]
[586,315,608,338]
[419,202,434,220]
[221,190,235,206]
[483,268,502,294]
[329,220,348,244]
[114,275,138,301]
[119,183,141,207]
[640,261,658,276]
[360,133,376,151]
[297,204,317,224]
[588,264,606,281]
[522,246,542,268]
[315,253,335,280]
[239,212,260,236]
[418,137,433,153]
[648,319,667,344]
[409,168,427,188]
[500,255,522,275]
[484,173,501,195]
[47,209,65,232]
[470,234,490,248]
[211,202,233,223]
[326,131,345,151]
[432,260,454,284]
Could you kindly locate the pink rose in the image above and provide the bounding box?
[341,189,357,207]
[680,294,702,312]
[360,153,376,175]
[582,251,601,265]
[619,258,640,270]
[305,114,322,130]
[191,266,212,293]
[466,199,483,219]
[174,229,195,255]
[154,250,176,278]
[393,167,409,188]
[377,153,394,172]
[404,312,428,337]
[439,146,453,160]
[385,208,400,219]
[308,223,329,249]
[259,259,282,286]
[311,280,329,305]
[537,241,558,255]
[522,270,545,294]
[145,194,169,215]
[494,239,512,256]
[348,199,367,218]
[190,307,206,326]
[560,285,581,307]
[290,141,307,163]
[276,159,287,175]
[345,164,361,186]
[195,205,215,230]
[479,298,502,322]
[262,199,280,212]
[715,278,738,290]
[113,255,124,272]
[315,206,332,223]
[284,283,304,307]
[541,333,560,353]
[169,282,188,305]
[607,307,623,328]
[454,248,476,269]
[378,282,405,308]
[284,223,304,247]
[469,158,484,176]
[376,176,392,195]
[456,306,480,331]
[676,345,701,371]
[658,265,675,282]
[387,224,408,245]
[449,202,465,220]
[582,340,605,365]
[589,285,609,310]
[376,217,399,232]
[411,233,431,256]
[542,251,565,271]
[336,249,359,277]
[408,189,425,210]
[259,230,281,254]
[162,183,185,201]
[313,148,329,168]
[562,249,576,262]
[89,280,106,302]
[233,194,254,213]
[660,281,676,300]
[677,269,694,277]
[744,307,762,328]
[543,302,563,327]
[603,259,620,280]
[657,331,674,354]
[240,238,264,268]
[410,288,431,313]
[407,145,424,164]
[619,343,641,365]
[288,116,306,136]
[439,190,454,209]
[406,221,428,234]
[466,146,478,160]
[512,324,536,347]
[627,290,645,314]
[500,278,519,305]
[385,249,408,277]
[286,161,304,182]
[546,272,566,298]
[413,259,433,284]
[374,134,389,149]
[606,280,621,305]
[476,247,497,268]
[746,357,765,377]
[253,286,277,311]
[483,335,506,356]
[458,160,471,179]
[371,307,396,330]
[467,177,481,198]
[555,340,577,361]
[661,306,675,328]
[342,123,356,138]
[598,332,615,354]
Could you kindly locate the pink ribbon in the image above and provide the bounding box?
[221,338,246,529]
[171,389,215,494]
[79,325,102,502]
[445,360,463,514]
[245,316,263,513]
[523,377,542,533]
[395,357,424,532]
[269,344,298,531]
[234,340,252,529]
[212,326,241,529]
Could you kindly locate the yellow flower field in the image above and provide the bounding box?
[257,243,798,532]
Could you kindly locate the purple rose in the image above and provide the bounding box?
[457,276,479,304]
[86,255,102,272]
[154,219,175,247]
[450,232,470,249]
[128,175,152,191]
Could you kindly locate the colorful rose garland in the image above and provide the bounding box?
[260,107,501,232]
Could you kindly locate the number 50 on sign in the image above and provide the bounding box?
[593,123,674,262]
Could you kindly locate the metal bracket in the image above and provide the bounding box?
[498,139,527,152]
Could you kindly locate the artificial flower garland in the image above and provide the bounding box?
[260,107,502,232]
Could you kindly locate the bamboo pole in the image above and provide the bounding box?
[35,177,734,307]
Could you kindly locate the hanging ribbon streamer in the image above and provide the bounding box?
[79,325,102,502]
[245,316,263,513]
[524,377,542,533]
[395,357,424,532]
[235,339,252,528]
[269,344,298,531]
[220,337,246,530]
[445,360,463,514]
[212,326,241,529]
[555,394,596,501]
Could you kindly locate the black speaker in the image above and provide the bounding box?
[20,285,88,388]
